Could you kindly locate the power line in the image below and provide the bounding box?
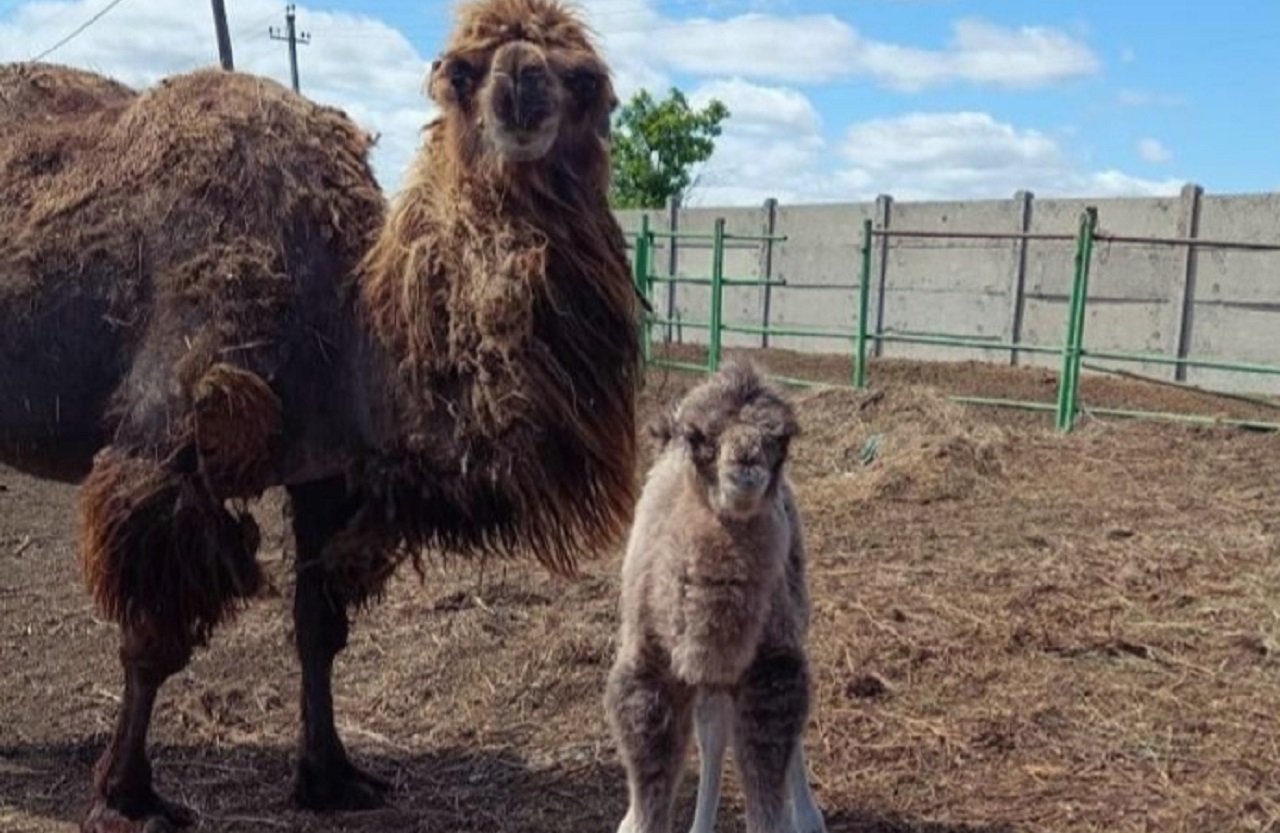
[30,0,129,62]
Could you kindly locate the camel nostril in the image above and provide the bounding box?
[516,66,544,85]
[728,467,764,492]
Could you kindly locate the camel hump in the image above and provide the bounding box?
[191,362,282,499]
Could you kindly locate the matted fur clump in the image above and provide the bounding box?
[348,0,641,583]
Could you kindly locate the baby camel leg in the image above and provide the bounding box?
[605,656,695,833]
[733,651,811,833]
[786,742,827,833]
[688,689,732,833]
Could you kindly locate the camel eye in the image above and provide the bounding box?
[683,427,714,460]
[448,60,477,93]
[565,69,600,102]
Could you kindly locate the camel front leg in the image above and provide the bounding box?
[733,651,811,833]
[605,656,694,833]
[689,689,732,833]
[288,478,391,811]
[82,623,195,833]
[79,447,265,833]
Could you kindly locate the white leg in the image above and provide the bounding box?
[688,690,732,833]
[787,743,826,833]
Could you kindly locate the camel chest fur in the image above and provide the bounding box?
[655,503,791,688]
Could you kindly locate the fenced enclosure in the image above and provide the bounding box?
[623,188,1280,432]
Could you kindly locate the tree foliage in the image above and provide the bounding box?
[609,88,729,209]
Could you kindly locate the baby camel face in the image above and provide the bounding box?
[662,362,800,521]
[428,2,617,167]
[686,420,787,519]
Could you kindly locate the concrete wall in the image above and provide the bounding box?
[617,185,1280,395]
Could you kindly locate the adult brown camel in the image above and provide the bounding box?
[0,0,640,829]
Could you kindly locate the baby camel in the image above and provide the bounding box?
[606,360,827,833]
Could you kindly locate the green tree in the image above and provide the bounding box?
[609,88,730,209]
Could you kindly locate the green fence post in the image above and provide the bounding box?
[855,218,873,388]
[1055,212,1086,431]
[1066,207,1098,428]
[636,214,653,365]
[708,217,726,372]
[1055,207,1098,431]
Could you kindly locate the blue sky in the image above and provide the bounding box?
[3,0,1278,204]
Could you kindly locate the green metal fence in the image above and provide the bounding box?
[629,206,1280,433]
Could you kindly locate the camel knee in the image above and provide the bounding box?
[732,651,811,817]
[605,659,693,771]
[80,447,264,655]
[119,620,195,682]
[737,651,810,737]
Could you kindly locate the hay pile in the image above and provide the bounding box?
[0,62,384,451]
[790,384,1009,506]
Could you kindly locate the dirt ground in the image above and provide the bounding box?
[3,349,1279,833]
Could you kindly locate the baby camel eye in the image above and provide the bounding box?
[683,426,706,450]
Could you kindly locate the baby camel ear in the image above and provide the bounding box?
[647,407,677,450]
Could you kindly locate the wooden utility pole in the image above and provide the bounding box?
[270,4,311,94]
[210,0,234,70]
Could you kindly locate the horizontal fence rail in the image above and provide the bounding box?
[627,206,1280,433]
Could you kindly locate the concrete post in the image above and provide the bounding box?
[872,194,893,358]
[1007,190,1034,365]
[1172,183,1204,381]
[665,194,680,343]
[759,198,779,348]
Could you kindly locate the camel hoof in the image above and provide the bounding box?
[81,793,195,833]
[293,756,391,812]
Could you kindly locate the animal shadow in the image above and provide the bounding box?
[0,739,1017,832]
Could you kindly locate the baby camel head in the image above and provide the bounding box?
[429,0,616,174]
[654,361,800,520]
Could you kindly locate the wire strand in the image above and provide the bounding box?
[30,0,130,62]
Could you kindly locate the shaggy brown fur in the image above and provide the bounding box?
[1,62,388,831]
[348,0,639,586]
[605,361,826,833]
[3,0,640,827]
[1,61,382,638]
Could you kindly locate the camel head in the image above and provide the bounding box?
[429,0,617,182]
[654,361,800,520]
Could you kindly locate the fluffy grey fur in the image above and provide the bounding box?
[605,360,827,833]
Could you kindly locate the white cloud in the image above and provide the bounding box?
[680,79,834,206]
[581,3,1099,90]
[688,108,1184,206]
[1,1,1168,207]
[0,0,433,192]
[690,77,821,135]
[1136,138,1172,164]
[854,19,1101,91]
[836,112,1182,201]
